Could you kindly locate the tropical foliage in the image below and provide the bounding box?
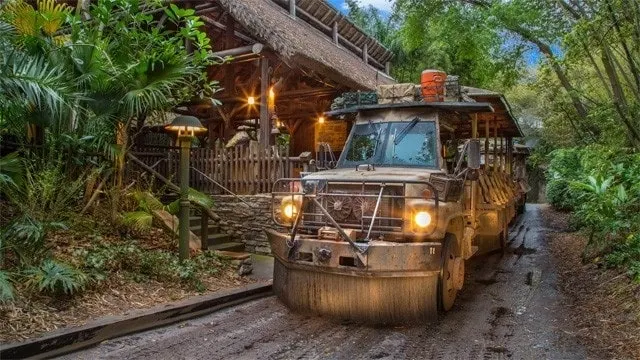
[0,0,219,301]
[546,146,640,279]
[346,0,640,279]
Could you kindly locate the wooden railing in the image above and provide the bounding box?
[128,143,308,195]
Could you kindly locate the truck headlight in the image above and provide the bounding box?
[414,211,432,228]
[282,203,298,219]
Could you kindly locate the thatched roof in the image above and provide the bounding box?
[215,0,395,90]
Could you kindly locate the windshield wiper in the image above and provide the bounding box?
[394,117,420,145]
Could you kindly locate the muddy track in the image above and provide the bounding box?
[62,205,588,360]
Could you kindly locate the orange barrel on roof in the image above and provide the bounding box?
[421,69,447,102]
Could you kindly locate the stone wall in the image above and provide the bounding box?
[210,194,284,254]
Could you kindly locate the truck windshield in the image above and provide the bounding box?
[337,120,438,168]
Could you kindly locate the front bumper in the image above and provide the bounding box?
[266,229,443,324]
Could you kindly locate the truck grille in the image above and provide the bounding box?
[303,183,405,233]
[272,178,441,239]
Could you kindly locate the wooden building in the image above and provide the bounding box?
[133,0,396,194]
[172,0,394,152]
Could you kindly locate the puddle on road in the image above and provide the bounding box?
[476,278,498,285]
[513,243,537,256]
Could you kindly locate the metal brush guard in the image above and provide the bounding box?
[272,178,440,257]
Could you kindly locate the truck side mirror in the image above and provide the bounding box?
[467,139,481,170]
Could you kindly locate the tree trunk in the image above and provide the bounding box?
[601,48,640,148]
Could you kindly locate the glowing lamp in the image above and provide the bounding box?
[318,116,325,124]
[163,115,206,260]
[414,211,432,228]
[247,96,256,105]
[165,115,207,137]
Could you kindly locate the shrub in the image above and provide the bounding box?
[548,146,640,280]
[24,259,88,296]
[83,241,221,291]
[605,234,640,281]
[0,270,15,302]
[0,214,67,265]
[546,147,583,210]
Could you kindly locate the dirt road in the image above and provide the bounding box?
[62,204,588,360]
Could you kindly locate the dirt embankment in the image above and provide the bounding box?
[542,207,640,359]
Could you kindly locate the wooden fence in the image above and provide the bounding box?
[128,143,307,195]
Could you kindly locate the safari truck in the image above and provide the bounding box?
[265,75,527,324]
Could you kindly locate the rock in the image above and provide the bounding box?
[152,209,201,250]
[237,264,253,276]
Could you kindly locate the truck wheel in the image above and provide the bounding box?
[439,235,464,312]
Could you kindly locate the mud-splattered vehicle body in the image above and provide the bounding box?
[266,89,526,324]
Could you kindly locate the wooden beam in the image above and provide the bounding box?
[259,57,270,149]
[212,43,264,58]
[201,16,255,43]
[362,43,368,63]
[332,22,339,44]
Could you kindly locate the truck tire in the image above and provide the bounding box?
[439,234,464,312]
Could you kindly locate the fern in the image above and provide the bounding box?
[24,259,87,295]
[0,271,15,302]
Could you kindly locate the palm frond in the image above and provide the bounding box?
[188,188,214,209]
[0,152,24,191]
[166,188,214,215]
[130,190,164,212]
[0,51,74,119]
[120,60,196,118]
[121,210,154,232]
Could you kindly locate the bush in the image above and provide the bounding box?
[0,270,15,302]
[605,234,640,281]
[546,147,583,210]
[0,214,66,265]
[24,259,88,296]
[83,241,221,291]
[547,145,640,280]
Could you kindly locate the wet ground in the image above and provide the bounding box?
[61,204,588,360]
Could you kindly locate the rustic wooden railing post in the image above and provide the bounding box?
[200,211,209,250]
[289,0,296,17]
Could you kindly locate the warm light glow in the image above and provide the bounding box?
[414,211,432,228]
[247,96,256,105]
[282,203,297,218]
[318,116,325,124]
[269,87,275,99]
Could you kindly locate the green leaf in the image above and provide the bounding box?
[121,211,153,232]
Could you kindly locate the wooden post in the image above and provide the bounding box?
[362,43,368,64]
[385,61,391,75]
[484,119,490,167]
[332,22,339,45]
[500,137,504,172]
[506,137,513,175]
[289,0,296,17]
[471,113,478,230]
[200,212,209,250]
[493,120,498,173]
[260,57,270,149]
